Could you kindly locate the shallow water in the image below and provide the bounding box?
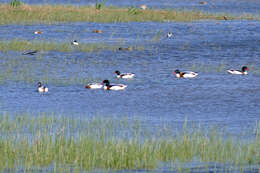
[0,20,259,136]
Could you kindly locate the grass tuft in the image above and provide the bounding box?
[9,0,23,8]
[0,4,258,25]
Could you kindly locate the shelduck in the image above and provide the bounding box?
[140,5,147,10]
[167,32,173,38]
[227,66,249,75]
[115,71,135,79]
[174,69,198,78]
[37,82,48,93]
[93,30,103,33]
[34,31,42,34]
[102,80,127,90]
[85,83,103,89]
[71,40,79,45]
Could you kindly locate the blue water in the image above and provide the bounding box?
[0,21,259,135]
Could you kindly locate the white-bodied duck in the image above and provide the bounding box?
[71,40,79,46]
[227,66,249,75]
[37,82,48,93]
[102,80,127,90]
[85,83,103,89]
[174,69,198,78]
[115,70,135,79]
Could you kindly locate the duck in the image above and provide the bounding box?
[174,69,198,78]
[71,40,79,46]
[115,70,135,79]
[140,4,147,10]
[85,83,103,89]
[34,31,42,34]
[227,66,249,75]
[102,80,127,90]
[93,29,104,33]
[167,32,173,38]
[118,47,133,51]
[22,50,38,55]
[37,82,48,93]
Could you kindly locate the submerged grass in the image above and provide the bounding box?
[0,40,118,53]
[0,113,259,172]
[0,4,258,25]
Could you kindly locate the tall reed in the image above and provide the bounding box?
[0,113,259,172]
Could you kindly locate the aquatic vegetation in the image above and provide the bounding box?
[0,113,259,172]
[0,40,127,53]
[9,0,23,8]
[0,4,257,25]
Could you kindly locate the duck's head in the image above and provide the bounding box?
[37,82,42,87]
[242,66,249,72]
[115,70,120,75]
[174,69,180,74]
[102,80,110,86]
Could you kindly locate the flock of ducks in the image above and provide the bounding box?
[37,66,249,92]
[32,26,249,92]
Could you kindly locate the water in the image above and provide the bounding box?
[0,20,259,135]
[0,1,259,171]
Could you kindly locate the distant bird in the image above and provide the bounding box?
[85,83,103,89]
[199,1,207,5]
[227,66,249,75]
[22,50,38,55]
[115,70,135,79]
[118,47,133,51]
[102,80,127,90]
[37,82,48,93]
[34,31,42,34]
[174,69,198,78]
[223,16,228,20]
[167,32,173,38]
[140,4,147,10]
[93,29,104,33]
[71,40,79,45]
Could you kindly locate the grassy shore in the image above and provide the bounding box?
[0,114,259,172]
[0,4,257,25]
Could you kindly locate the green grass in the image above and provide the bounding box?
[0,4,258,25]
[0,113,259,172]
[0,40,119,53]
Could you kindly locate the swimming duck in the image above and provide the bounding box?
[118,47,133,51]
[37,82,48,93]
[167,32,173,38]
[227,66,249,75]
[71,40,79,45]
[115,70,135,79]
[102,80,127,90]
[140,4,147,10]
[85,83,103,89]
[93,29,103,33]
[34,31,42,34]
[174,69,198,78]
[22,50,38,55]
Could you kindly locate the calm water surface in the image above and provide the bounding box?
[0,20,259,135]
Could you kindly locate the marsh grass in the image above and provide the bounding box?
[0,113,259,172]
[0,4,257,25]
[0,40,116,53]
